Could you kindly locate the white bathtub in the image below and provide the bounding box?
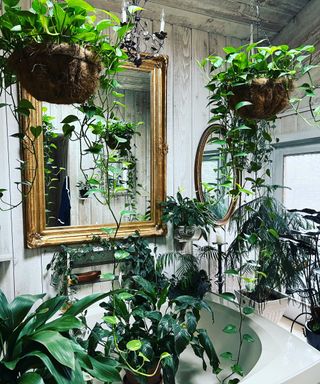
[177,293,320,384]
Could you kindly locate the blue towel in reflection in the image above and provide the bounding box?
[58,176,71,226]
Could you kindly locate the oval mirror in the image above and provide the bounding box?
[194,124,241,226]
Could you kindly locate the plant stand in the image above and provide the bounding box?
[236,290,289,324]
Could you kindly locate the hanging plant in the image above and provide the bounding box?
[206,41,318,120]
[0,0,133,104]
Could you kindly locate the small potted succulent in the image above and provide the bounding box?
[161,192,216,242]
[206,41,318,120]
[0,0,130,104]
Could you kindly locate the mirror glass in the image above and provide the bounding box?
[43,69,151,228]
[195,125,240,225]
[23,57,167,248]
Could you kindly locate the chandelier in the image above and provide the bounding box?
[120,0,167,67]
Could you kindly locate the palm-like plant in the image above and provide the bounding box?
[227,196,309,302]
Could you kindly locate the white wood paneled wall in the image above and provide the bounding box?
[0,15,242,299]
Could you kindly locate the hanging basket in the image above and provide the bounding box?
[228,77,293,120]
[8,43,102,104]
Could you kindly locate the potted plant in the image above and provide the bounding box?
[161,192,216,242]
[76,180,92,199]
[206,41,318,120]
[0,289,122,383]
[0,0,130,104]
[284,208,320,350]
[227,195,308,323]
[107,119,142,156]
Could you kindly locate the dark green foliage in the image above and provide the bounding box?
[228,196,310,302]
[0,290,121,383]
[161,192,217,240]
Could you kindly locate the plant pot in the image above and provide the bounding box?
[235,289,289,324]
[305,320,320,351]
[72,271,101,284]
[8,43,102,104]
[174,225,202,242]
[79,188,90,199]
[228,77,293,120]
[123,367,162,384]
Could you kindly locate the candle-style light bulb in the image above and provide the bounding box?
[121,0,127,23]
[160,9,165,32]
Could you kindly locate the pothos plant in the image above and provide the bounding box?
[0,0,139,211]
[202,41,319,198]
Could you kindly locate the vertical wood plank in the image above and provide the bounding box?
[172,25,192,195]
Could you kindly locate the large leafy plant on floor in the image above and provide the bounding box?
[0,290,121,383]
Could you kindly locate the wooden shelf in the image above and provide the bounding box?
[70,276,119,287]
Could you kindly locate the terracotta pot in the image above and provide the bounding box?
[74,271,101,284]
[228,77,293,120]
[9,43,102,104]
[123,367,162,384]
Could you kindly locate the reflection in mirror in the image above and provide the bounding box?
[23,57,167,248]
[194,125,240,226]
[43,69,151,228]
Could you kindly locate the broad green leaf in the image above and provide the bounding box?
[66,0,94,12]
[235,101,252,110]
[101,273,116,281]
[220,351,233,360]
[66,291,119,316]
[128,5,143,13]
[223,324,237,334]
[114,250,130,260]
[197,329,220,370]
[243,306,255,315]
[9,293,45,329]
[103,315,118,325]
[231,364,244,376]
[118,292,134,300]
[186,311,197,334]
[61,115,79,124]
[30,331,75,370]
[268,228,279,239]
[40,315,83,332]
[173,322,190,354]
[126,339,142,351]
[79,354,121,382]
[220,292,236,302]
[30,126,42,138]
[243,333,255,343]
[19,372,44,384]
[3,0,20,6]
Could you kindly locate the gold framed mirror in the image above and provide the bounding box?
[23,56,168,248]
[194,124,241,226]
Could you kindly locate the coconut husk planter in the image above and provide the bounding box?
[8,43,102,104]
[229,77,293,120]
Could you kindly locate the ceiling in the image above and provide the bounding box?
[103,0,312,40]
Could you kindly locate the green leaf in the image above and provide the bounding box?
[40,315,83,332]
[118,292,134,300]
[223,324,237,334]
[3,0,20,6]
[103,315,118,325]
[186,311,197,334]
[30,126,42,138]
[243,333,255,343]
[66,0,94,12]
[220,292,236,302]
[235,101,252,110]
[114,250,130,260]
[128,5,143,13]
[126,339,142,351]
[9,293,45,329]
[101,273,116,281]
[61,115,79,124]
[231,364,244,376]
[197,329,220,370]
[19,372,44,384]
[268,228,279,239]
[243,306,255,315]
[30,331,75,370]
[220,351,233,360]
[66,292,118,316]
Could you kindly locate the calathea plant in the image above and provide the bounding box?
[0,289,122,383]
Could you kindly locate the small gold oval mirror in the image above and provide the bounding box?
[194,124,240,226]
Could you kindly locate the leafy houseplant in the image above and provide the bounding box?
[284,208,320,350]
[161,192,216,241]
[0,289,122,383]
[76,180,92,199]
[0,0,131,104]
[203,42,319,199]
[107,119,142,156]
[227,196,308,322]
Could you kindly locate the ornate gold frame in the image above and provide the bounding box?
[194,124,240,226]
[23,56,168,248]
